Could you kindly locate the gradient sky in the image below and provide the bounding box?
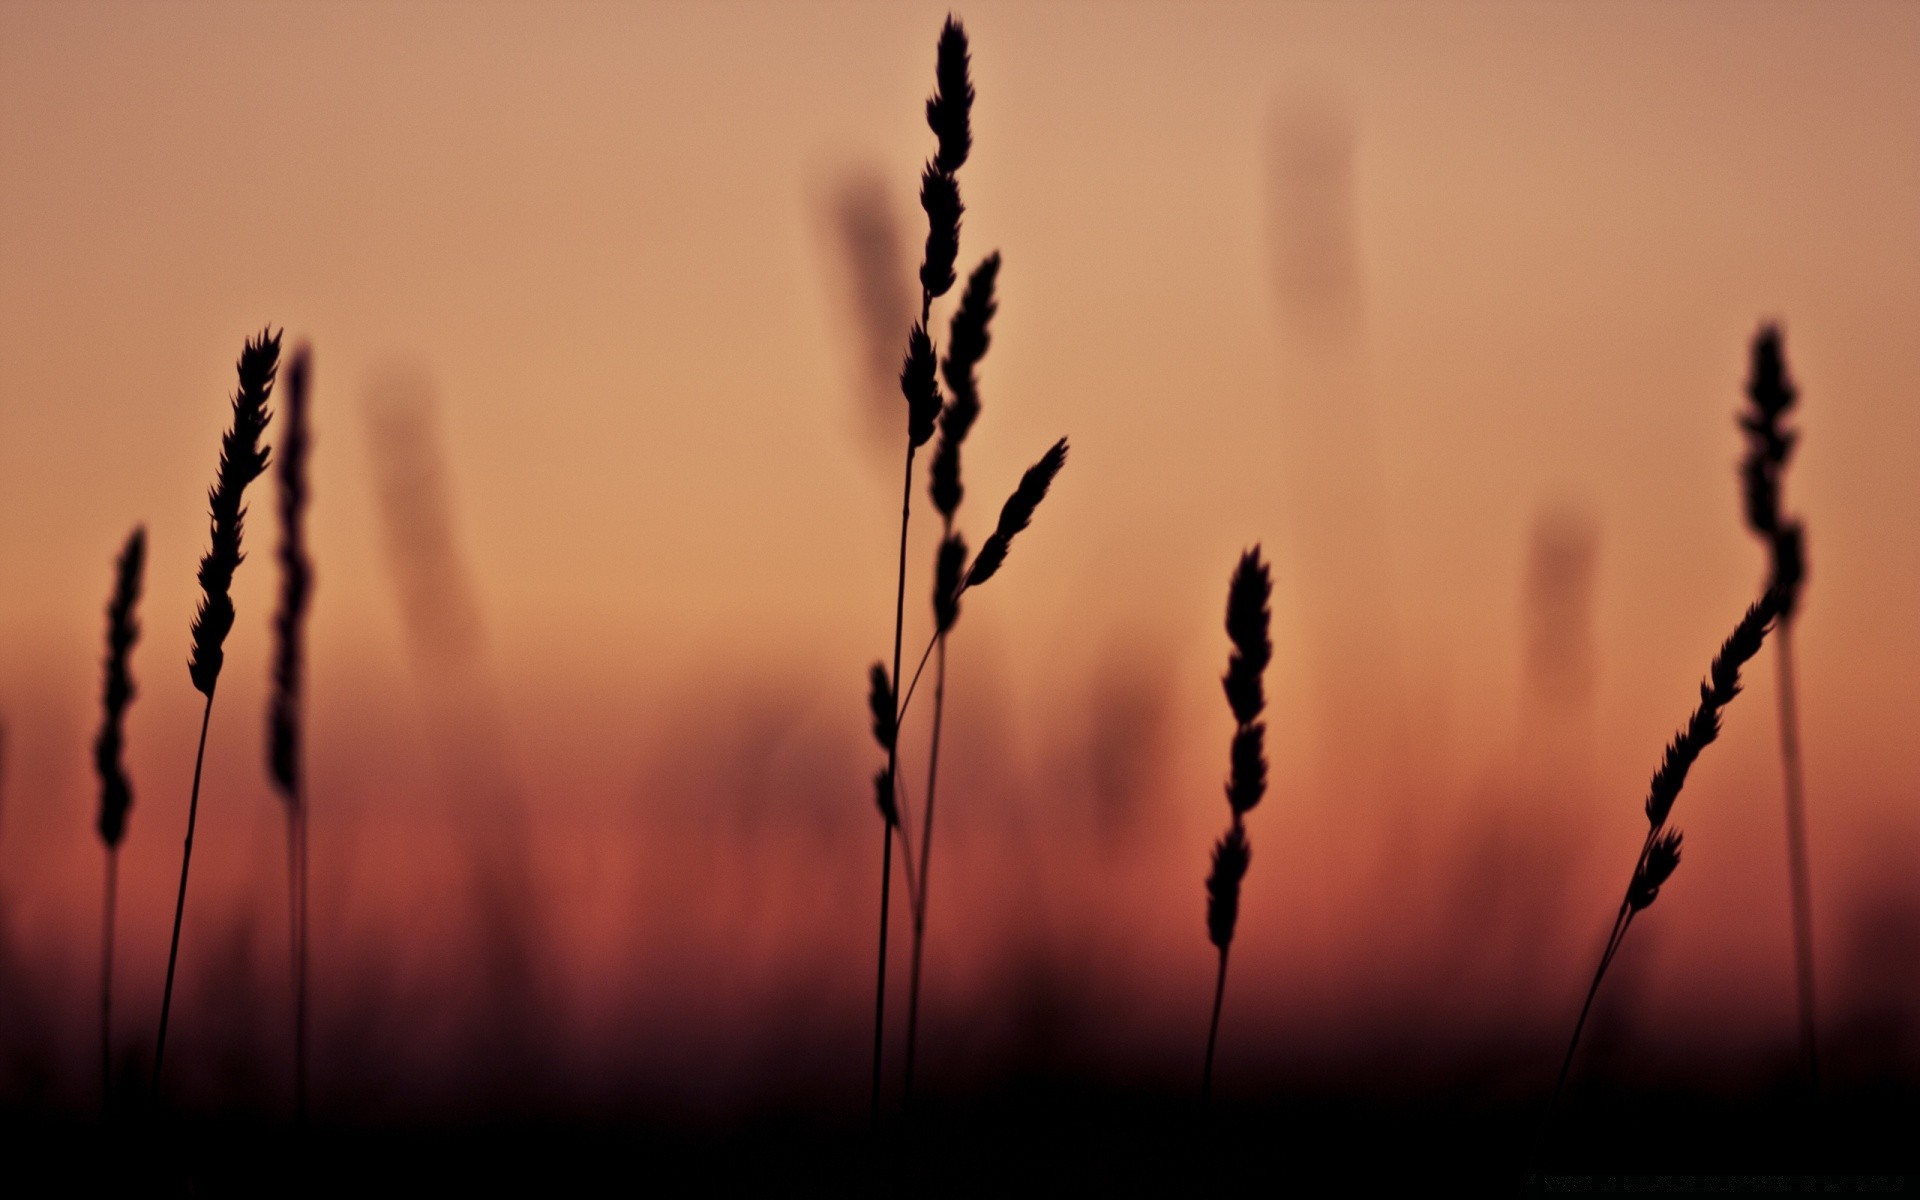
[1,0,1915,1108]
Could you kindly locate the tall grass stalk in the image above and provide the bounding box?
[869,16,969,1123]
[903,252,997,1106]
[154,328,278,1092]
[1739,323,1817,1089]
[1548,590,1778,1116]
[1202,548,1271,1102]
[94,526,145,1110]
[268,343,313,1121]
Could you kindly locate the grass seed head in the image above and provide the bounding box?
[966,437,1068,589]
[189,328,279,697]
[94,527,146,848]
[935,533,967,634]
[1222,548,1272,726]
[868,662,896,752]
[1206,822,1251,950]
[900,322,943,449]
[1629,828,1685,912]
[926,16,972,175]
[918,164,963,301]
[268,343,313,800]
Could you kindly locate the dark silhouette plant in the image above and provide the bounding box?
[154,328,278,1092]
[1202,548,1271,1102]
[93,525,144,1110]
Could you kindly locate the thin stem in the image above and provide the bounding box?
[872,819,894,1123]
[873,436,919,1124]
[902,633,948,1106]
[1775,621,1818,1092]
[154,691,215,1093]
[287,793,309,1124]
[101,847,119,1113]
[1550,905,1635,1117]
[1202,946,1231,1103]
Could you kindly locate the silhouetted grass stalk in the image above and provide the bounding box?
[1202,549,1271,1102]
[869,17,969,1123]
[94,526,144,1110]
[268,343,313,1121]
[1549,591,1779,1115]
[1739,323,1818,1089]
[155,329,278,1092]
[904,250,996,1105]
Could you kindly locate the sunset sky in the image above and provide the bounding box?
[1,1,1915,1112]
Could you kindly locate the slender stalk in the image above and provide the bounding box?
[288,791,309,1123]
[101,848,118,1110]
[1775,622,1818,1090]
[154,692,215,1090]
[1201,946,1231,1104]
[902,633,947,1105]
[1549,889,1639,1116]
[873,439,918,1123]
[872,819,894,1121]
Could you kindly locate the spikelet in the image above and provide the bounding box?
[1206,823,1250,950]
[868,662,896,753]
[900,322,943,449]
[925,16,972,175]
[1643,590,1778,829]
[934,534,968,635]
[268,344,312,800]
[1628,829,1685,913]
[930,254,1001,520]
[94,528,146,848]
[918,165,963,301]
[965,438,1068,589]
[189,329,279,697]
[1740,324,1807,618]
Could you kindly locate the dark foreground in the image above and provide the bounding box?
[3,1077,1914,1196]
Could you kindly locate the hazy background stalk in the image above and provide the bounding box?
[155,328,278,1092]
[1739,323,1817,1090]
[93,525,144,1112]
[268,343,314,1122]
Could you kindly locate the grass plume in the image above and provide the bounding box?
[155,327,279,1093]
[1202,547,1271,1102]
[1739,322,1818,1089]
[94,525,144,1110]
[869,15,974,1124]
[1549,590,1780,1116]
[268,342,314,1121]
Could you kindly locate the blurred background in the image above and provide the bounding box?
[0,0,1914,1152]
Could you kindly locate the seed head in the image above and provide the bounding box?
[966,438,1068,589]
[1628,828,1684,912]
[95,527,146,848]
[189,328,279,697]
[1206,823,1250,950]
[925,16,973,175]
[900,322,943,449]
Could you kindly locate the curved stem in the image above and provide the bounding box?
[1775,622,1818,1092]
[903,633,947,1107]
[1202,946,1231,1103]
[154,691,215,1093]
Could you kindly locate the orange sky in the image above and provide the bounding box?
[1,1,1916,1106]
